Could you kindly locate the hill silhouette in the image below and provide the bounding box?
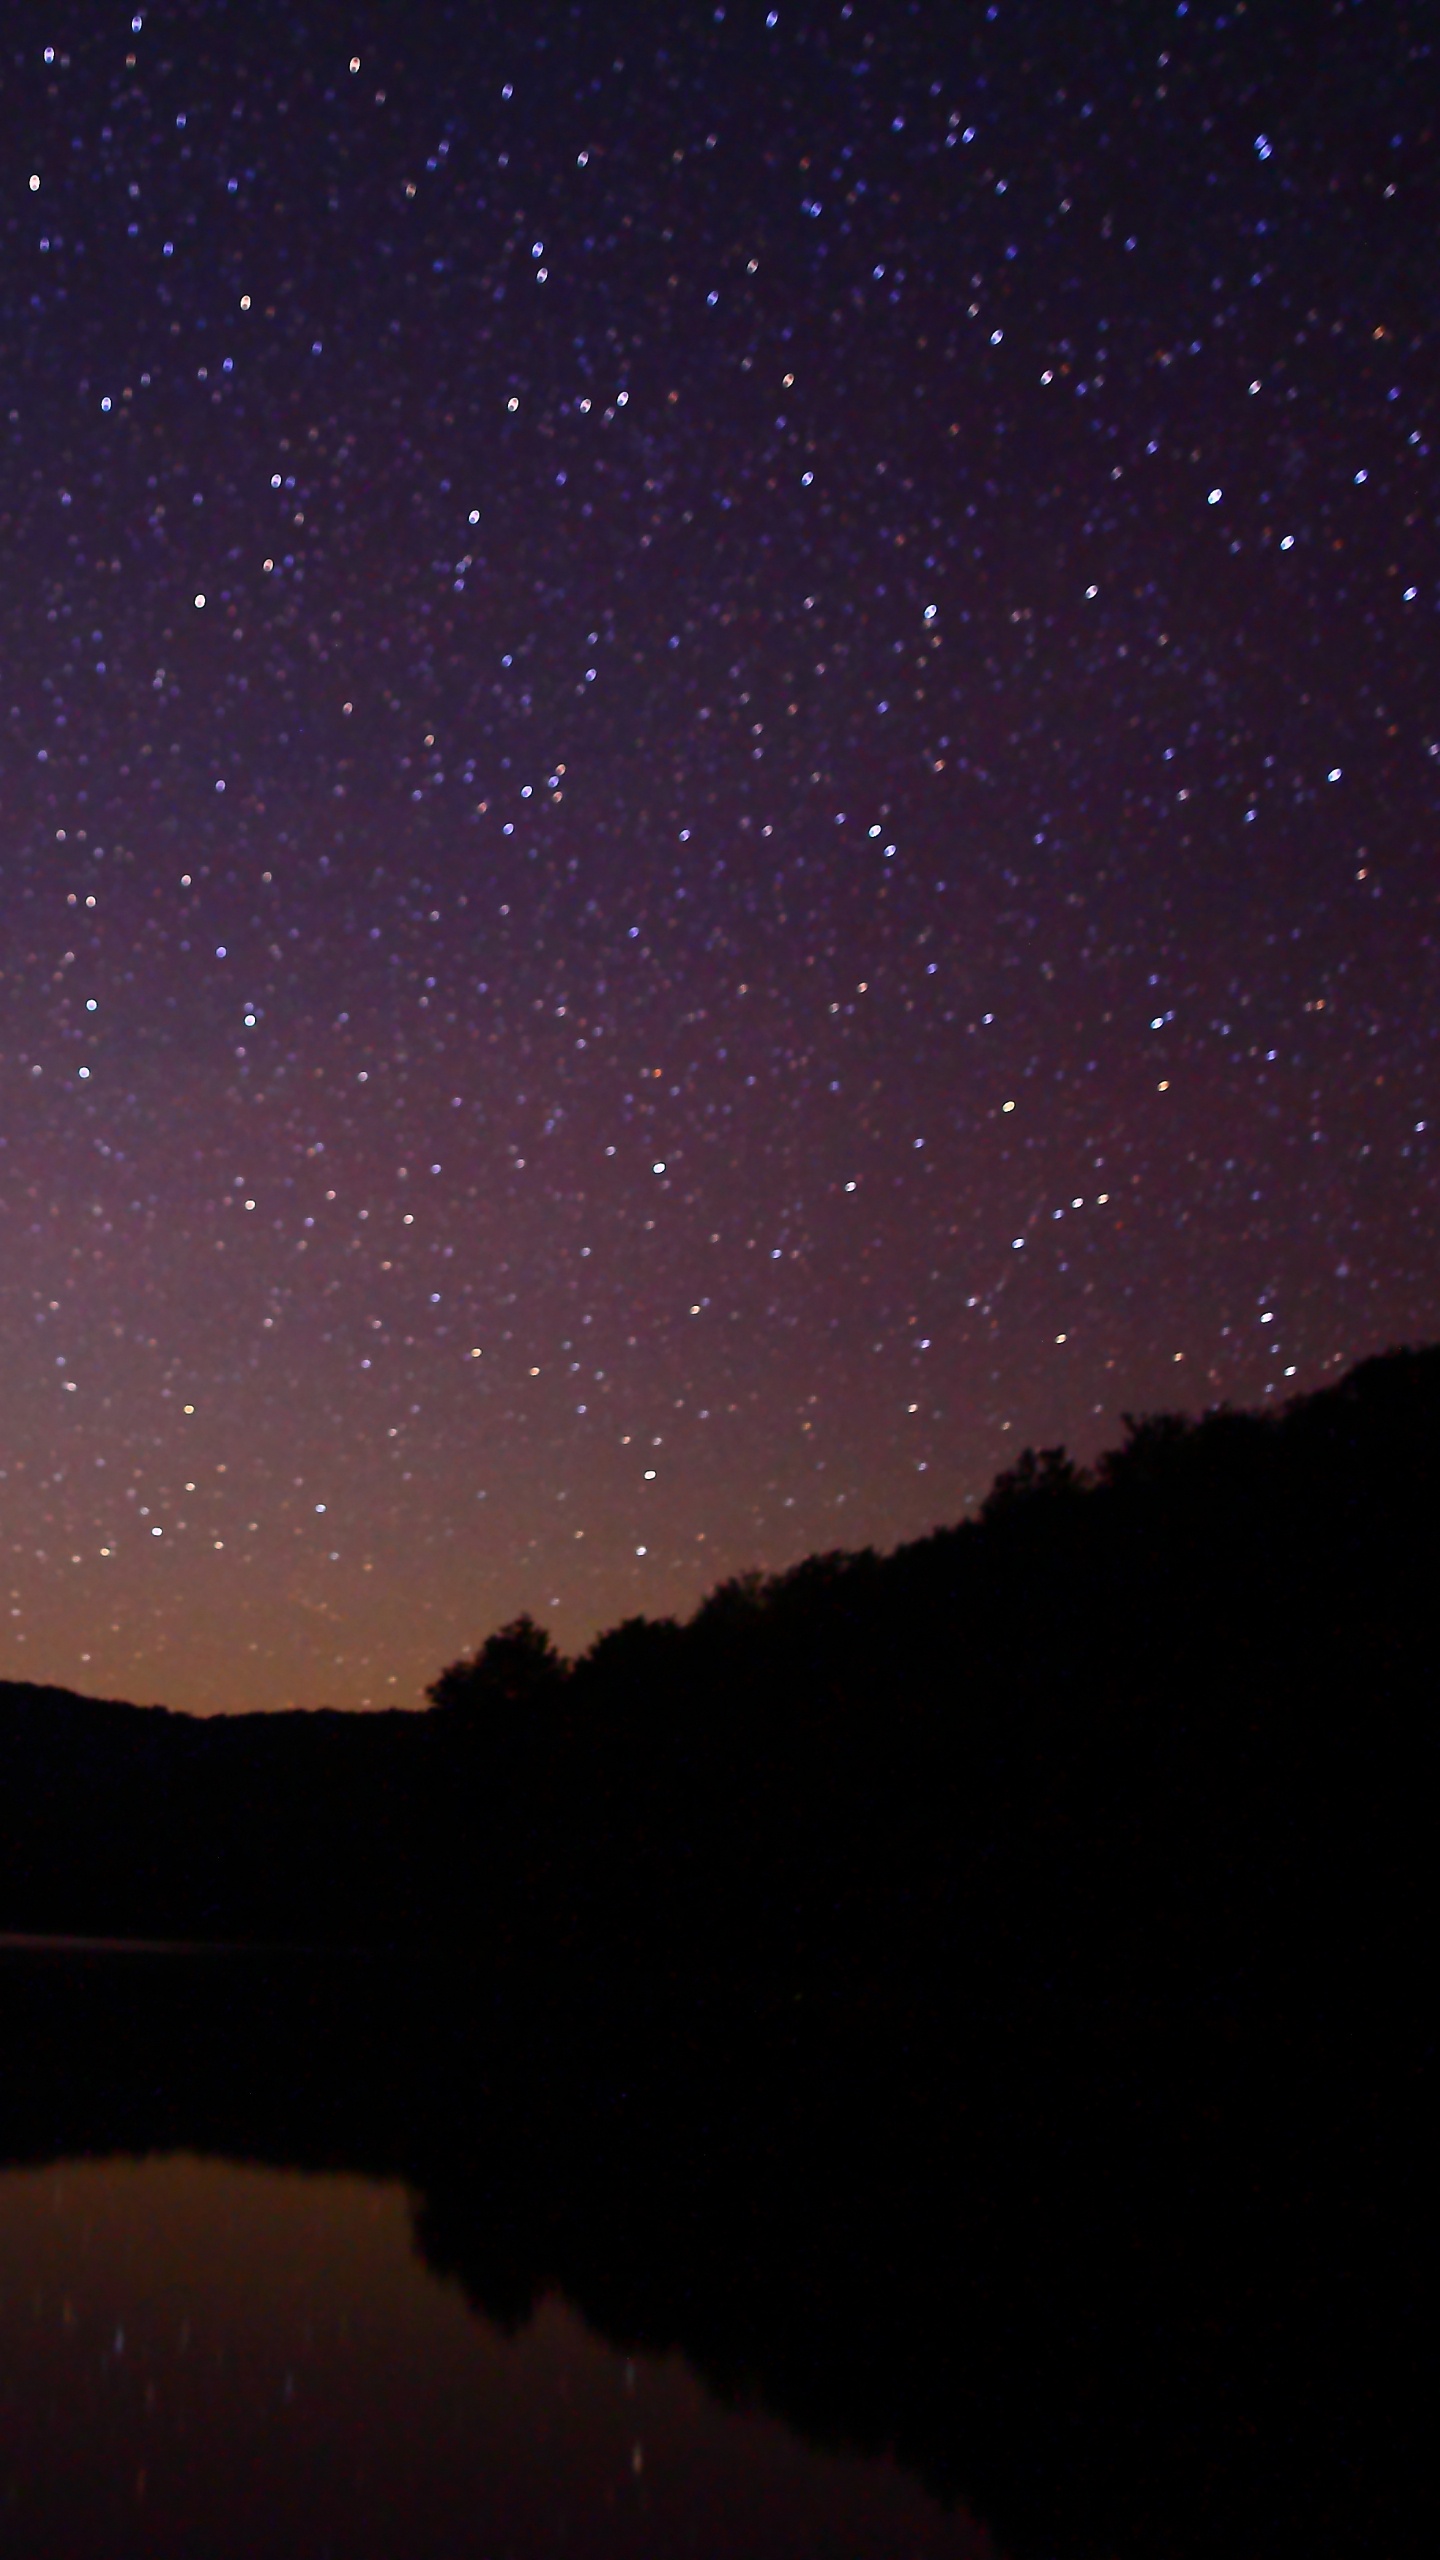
[0,1345,1431,2556]
[1,1344,1431,2034]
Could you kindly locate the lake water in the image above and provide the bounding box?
[0,2152,996,2559]
[0,1938,1408,2558]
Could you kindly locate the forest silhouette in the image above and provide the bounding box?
[0,1344,1431,2005]
[0,1347,1430,2556]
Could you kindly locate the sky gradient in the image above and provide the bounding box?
[1,0,1435,1709]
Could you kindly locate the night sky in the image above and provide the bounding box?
[1,0,1434,1712]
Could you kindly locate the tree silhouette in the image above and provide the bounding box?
[979,1442,1085,1521]
[425,1615,566,1718]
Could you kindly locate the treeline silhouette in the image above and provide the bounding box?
[0,1345,1430,2555]
[0,1344,1431,2052]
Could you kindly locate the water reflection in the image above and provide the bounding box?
[0,2153,994,2559]
[0,1939,1415,2560]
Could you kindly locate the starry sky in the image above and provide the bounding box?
[0,0,1434,1712]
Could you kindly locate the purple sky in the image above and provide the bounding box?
[1,1,1434,1708]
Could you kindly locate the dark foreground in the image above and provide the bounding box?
[0,1349,1433,2552]
[0,1928,1425,2560]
